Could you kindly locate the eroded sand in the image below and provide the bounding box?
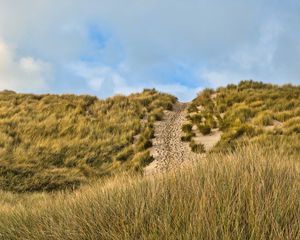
[144,103,200,174]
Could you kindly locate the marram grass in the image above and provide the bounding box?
[0,144,299,240]
[0,89,176,192]
[187,80,300,152]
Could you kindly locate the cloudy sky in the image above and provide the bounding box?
[0,0,299,100]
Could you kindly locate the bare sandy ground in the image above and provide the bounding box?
[194,128,222,152]
[144,103,201,174]
[263,119,283,132]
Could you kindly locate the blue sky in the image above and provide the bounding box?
[0,0,299,101]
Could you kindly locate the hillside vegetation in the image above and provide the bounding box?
[186,81,300,153]
[0,81,299,239]
[0,144,299,239]
[0,89,176,192]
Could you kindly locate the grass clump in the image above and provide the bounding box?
[189,113,202,124]
[115,146,134,162]
[131,150,154,170]
[136,137,153,151]
[274,111,294,122]
[182,123,193,133]
[181,132,195,142]
[253,111,274,126]
[198,124,211,135]
[190,140,206,153]
[148,107,164,121]
[181,135,192,142]
[283,117,300,134]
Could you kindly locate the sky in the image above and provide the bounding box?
[0,0,299,101]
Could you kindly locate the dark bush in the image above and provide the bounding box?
[188,103,198,113]
[116,146,134,162]
[136,137,153,151]
[182,123,193,133]
[131,150,154,171]
[190,113,202,124]
[198,125,211,135]
[189,141,205,153]
[148,107,164,121]
[180,132,194,142]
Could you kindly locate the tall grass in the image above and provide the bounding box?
[187,81,300,152]
[0,144,299,239]
[0,90,176,192]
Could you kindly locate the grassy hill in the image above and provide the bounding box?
[0,81,299,239]
[185,80,300,153]
[0,89,176,192]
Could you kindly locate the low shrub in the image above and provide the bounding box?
[249,100,264,109]
[148,107,164,121]
[221,124,257,144]
[253,111,273,126]
[182,123,193,133]
[136,137,153,151]
[143,125,155,139]
[274,111,294,122]
[198,124,211,135]
[131,150,154,171]
[181,132,195,142]
[294,107,300,117]
[189,140,205,153]
[283,117,300,134]
[181,135,191,142]
[217,103,227,113]
[187,103,198,113]
[116,146,134,162]
[190,113,202,124]
[205,115,218,128]
[226,104,255,123]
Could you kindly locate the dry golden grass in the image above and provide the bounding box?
[0,89,176,192]
[0,144,299,239]
[187,81,300,153]
[0,82,299,239]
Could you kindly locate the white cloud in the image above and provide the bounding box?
[154,84,201,102]
[88,78,104,91]
[230,20,283,71]
[0,40,51,91]
[20,57,45,73]
[70,61,200,101]
[0,1,299,100]
[200,69,245,87]
[69,62,140,96]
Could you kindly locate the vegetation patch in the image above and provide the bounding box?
[0,89,176,192]
[186,80,300,152]
[198,124,211,135]
[182,123,193,133]
[190,140,206,153]
[1,144,298,239]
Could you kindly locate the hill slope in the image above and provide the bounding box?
[0,81,299,239]
[0,89,176,192]
[186,80,300,153]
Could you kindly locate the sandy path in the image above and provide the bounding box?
[194,129,222,152]
[144,103,200,174]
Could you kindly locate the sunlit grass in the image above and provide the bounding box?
[0,144,299,239]
[0,89,176,192]
[187,80,300,153]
